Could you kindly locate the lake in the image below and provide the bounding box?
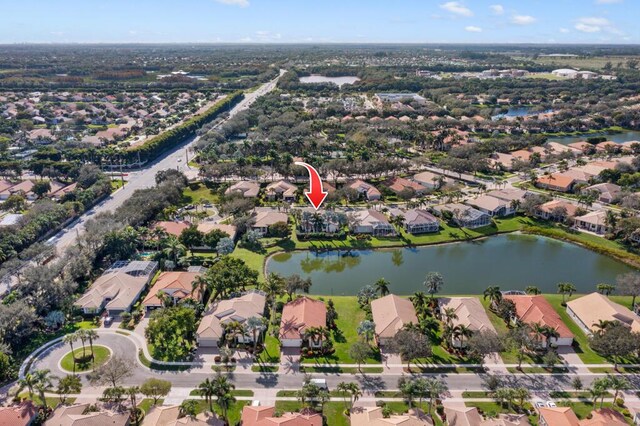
[491,106,553,121]
[299,75,360,87]
[266,234,634,295]
[548,130,640,145]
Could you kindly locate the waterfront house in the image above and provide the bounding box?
[397,209,439,234]
[439,297,497,348]
[371,294,418,346]
[346,179,382,201]
[486,188,529,204]
[196,291,266,347]
[574,210,608,234]
[197,222,238,241]
[583,183,621,204]
[225,180,260,198]
[433,203,491,229]
[535,200,580,222]
[279,297,326,348]
[504,295,574,347]
[567,292,640,336]
[74,260,158,316]
[349,209,395,236]
[466,194,511,217]
[142,271,202,311]
[265,180,297,202]
[251,209,289,237]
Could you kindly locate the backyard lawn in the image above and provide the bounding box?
[274,401,350,426]
[186,399,249,425]
[182,183,220,206]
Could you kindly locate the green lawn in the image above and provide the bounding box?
[274,402,350,426]
[139,398,163,414]
[255,324,281,364]
[60,345,110,372]
[182,183,221,206]
[18,393,75,409]
[466,401,537,425]
[185,399,249,425]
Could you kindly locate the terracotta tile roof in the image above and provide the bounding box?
[142,271,201,307]
[241,406,323,426]
[538,407,580,426]
[536,174,575,191]
[504,295,574,339]
[538,200,580,217]
[154,221,189,237]
[280,297,326,340]
[371,294,418,339]
[388,177,425,194]
[0,402,36,426]
[196,223,237,240]
[579,408,627,426]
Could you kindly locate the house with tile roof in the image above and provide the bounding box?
[413,171,449,190]
[439,298,496,348]
[154,221,190,237]
[241,405,322,426]
[582,183,621,204]
[538,407,580,426]
[196,223,238,242]
[349,209,395,236]
[142,271,202,311]
[397,209,439,234]
[142,405,224,425]
[46,403,129,426]
[567,292,640,335]
[265,180,298,202]
[251,209,289,237]
[350,407,433,426]
[280,297,326,348]
[387,177,426,196]
[371,294,418,346]
[197,291,266,347]
[466,195,512,217]
[535,200,580,222]
[0,402,36,426]
[74,260,158,316]
[535,173,576,193]
[574,210,608,234]
[346,179,382,201]
[504,295,574,347]
[225,180,260,198]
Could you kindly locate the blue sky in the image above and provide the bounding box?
[1,0,638,44]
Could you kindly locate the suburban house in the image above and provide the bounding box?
[349,209,396,236]
[279,297,326,348]
[346,179,382,201]
[196,291,266,347]
[538,407,580,426]
[0,180,36,201]
[350,407,433,426]
[433,203,491,229]
[0,402,36,426]
[142,271,202,311]
[438,297,496,348]
[225,180,260,198]
[574,210,608,234]
[74,260,158,316]
[444,404,530,426]
[265,180,297,202]
[153,220,189,237]
[535,173,576,193]
[487,188,529,204]
[567,292,640,336]
[503,295,574,347]
[567,141,595,153]
[397,209,439,234]
[143,405,223,425]
[387,176,426,196]
[371,294,418,346]
[466,194,511,217]
[536,200,580,222]
[47,403,129,426]
[413,171,448,189]
[251,209,288,237]
[583,183,621,204]
[196,222,238,241]
[241,405,322,426]
[490,152,516,171]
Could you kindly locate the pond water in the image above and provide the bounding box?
[266,234,634,295]
[548,130,640,145]
[491,106,553,120]
[299,75,360,87]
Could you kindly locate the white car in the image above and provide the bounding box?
[534,401,545,409]
[546,401,557,408]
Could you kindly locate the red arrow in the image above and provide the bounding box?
[295,161,328,210]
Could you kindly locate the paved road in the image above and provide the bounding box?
[51,71,284,255]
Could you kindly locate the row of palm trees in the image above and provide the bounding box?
[398,376,448,419]
[197,374,236,424]
[62,329,100,372]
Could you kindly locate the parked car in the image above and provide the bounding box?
[104,316,113,326]
[546,401,557,408]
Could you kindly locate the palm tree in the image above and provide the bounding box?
[75,330,88,358]
[127,386,140,424]
[592,319,615,336]
[453,324,473,348]
[357,320,376,344]
[63,334,78,373]
[540,325,560,351]
[607,375,630,403]
[223,321,245,346]
[245,316,266,352]
[425,378,448,417]
[483,286,502,309]
[525,286,541,295]
[597,283,616,296]
[192,275,210,304]
[423,272,444,299]
[32,369,55,410]
[180,400,199,418]
[85,330,99,366]
[198,378,216,412]
[557,282,577,304]
[337,382,361,410]
[374,278,390,297]
[216,393,236,424]
[17,372,38,399]
[442,307,458,327]
[514,387,530,408]
[303,326,329,348]
[162,236,187,265]
[262,273,285,323]
[410,292,430,318]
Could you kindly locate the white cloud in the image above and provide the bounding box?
[559,28,570,33]
[439,2,473,17]
[511,15,536,25]
[490,4,504,15]
[465,26,482,32]
[214,0,249,7]
[574,17,621,34]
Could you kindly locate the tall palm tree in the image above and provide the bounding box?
[607,375,630,403]
[425,378,448,417]
[32,369,55,410]
[127,386,140,424]
[557,282,577,304]
[216,393,236,424]
[525,286,541,295]
[75,330,88,358]
[592,319,615,336]
[337,382,361,410]
[357,320,376,344]
[198,378,216,412]
[85,330,99,366]
[410,292,430,318]
[540,326,560,351]
[453,324,473,348]
[483,286,502,309]
[374,278,390,297]
[17,373,38,399]
[63,334,78,373]
[245,316,266,352]
[442,307,458,327]
[192,275,210,304]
